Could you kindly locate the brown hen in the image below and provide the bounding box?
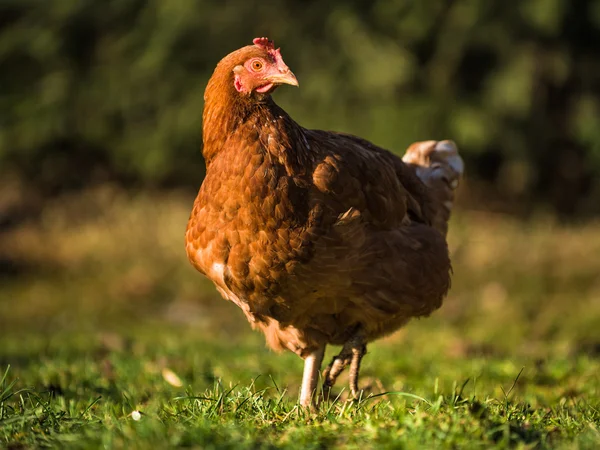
[186,38,464,407]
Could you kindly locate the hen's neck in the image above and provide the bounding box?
[202,75,273,163]
[201,73,312,184]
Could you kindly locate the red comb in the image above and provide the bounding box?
[253,37,275,51]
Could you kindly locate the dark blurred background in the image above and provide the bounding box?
[1,0,599,338]
[2,0,600,220]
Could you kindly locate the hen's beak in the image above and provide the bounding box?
[266,70,299,87]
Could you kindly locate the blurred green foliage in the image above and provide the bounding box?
[1,0,600,216]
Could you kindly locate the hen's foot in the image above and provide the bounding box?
[322,333,367,400]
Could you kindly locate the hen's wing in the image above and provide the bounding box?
[306,130,438,229]
[261,130,452,344]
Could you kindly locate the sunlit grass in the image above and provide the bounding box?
[1,188,599,448]
[1,327,599,449]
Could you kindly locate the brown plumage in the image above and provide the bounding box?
[186,38,464,407]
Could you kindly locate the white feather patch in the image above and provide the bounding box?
[435,141,464,175]
[211,262,225,282]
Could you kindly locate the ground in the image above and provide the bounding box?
[1,188,599,449]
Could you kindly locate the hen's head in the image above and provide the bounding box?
[214,37,298,98]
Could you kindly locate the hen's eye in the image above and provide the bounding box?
[252,60,264,71]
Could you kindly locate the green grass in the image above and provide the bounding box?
[1,326,599,449]
[1,189,600,448]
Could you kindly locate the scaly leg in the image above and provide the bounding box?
[322,343,352,398]
[348,341,367,399]
[299,347,325,408]
[322,332,367,400]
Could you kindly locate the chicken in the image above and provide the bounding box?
[186,38,464,407]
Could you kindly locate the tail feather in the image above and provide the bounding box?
[402,140,464,235]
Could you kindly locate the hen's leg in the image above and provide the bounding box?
[322,345,352,397]
[322,332,367,400]
[348,340,367,399]
[299,346,325,408]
